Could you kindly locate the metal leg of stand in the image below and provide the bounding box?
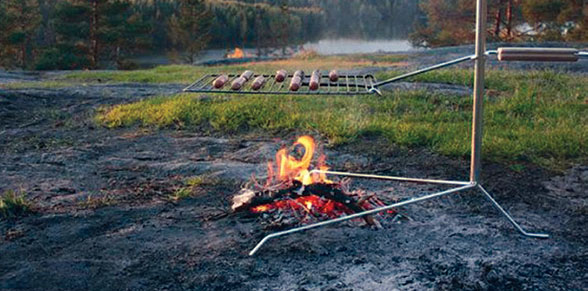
[477,184,549,238]
[249,183,475,256]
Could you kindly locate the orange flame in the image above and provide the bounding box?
[252,136,338,214]
[250,136,392,219]
[227,48,244,59]
[271,136,331,185]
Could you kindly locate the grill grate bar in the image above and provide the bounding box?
[183,73,377,95]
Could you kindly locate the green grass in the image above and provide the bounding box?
[376,68,541,92]
[168,187,193,202]
[0,190,33,219]
[167,175,220,202]
[97,68,587,170]
[62,54,406,84]
[0,53,407,88]
[78,194,115,209]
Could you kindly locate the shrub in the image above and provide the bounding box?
[0,190,33,219]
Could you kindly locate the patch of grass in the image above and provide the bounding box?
[509,164,526,172]
[185,175,219,187]
[0,54,406,88]
[167,175,219,202]
[0,190,33,219]
[97,69,587,170]
[168,187,193,202]
[63,54,405,84]
[375,68,572,92]
[78,194,116,209]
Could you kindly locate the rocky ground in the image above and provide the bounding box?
[0,51,587,290]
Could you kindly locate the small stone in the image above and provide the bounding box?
[322,272,339,280]
[352,256,367,265]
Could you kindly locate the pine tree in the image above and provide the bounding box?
[168,0,212,64]
[0,0,41,69]
[101,1,151,68]
[40,0,150,70]
[409,0,523,47]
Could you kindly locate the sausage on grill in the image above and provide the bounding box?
[275,70,287,82]
[328,70,339,82]
[241,70,254,81]
[289,76,302,91]
[251,76,266,90]
[231,77,247,90]
[212,75,229,88]
[293,70,305,79]
[309,70,321,91]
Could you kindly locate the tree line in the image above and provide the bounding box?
[0,0,419,70]
[410,0,588,47]
[2,0,583,70]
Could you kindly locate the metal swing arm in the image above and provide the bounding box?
[371,47,587,92]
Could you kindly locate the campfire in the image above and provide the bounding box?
[232,136,395,229]
[226,48,245,59]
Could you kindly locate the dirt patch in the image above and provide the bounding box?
[0,77,586,290]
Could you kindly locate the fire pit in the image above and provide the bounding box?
[232,136,396,230]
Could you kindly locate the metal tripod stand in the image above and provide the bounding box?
[248,0,558,256]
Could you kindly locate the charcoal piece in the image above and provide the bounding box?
[233,181,378,226]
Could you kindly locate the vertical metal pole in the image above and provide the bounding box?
[470,0,487,183]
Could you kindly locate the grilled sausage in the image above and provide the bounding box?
[212,74,229,88]
[309,70,321,91]
[241,70,254,81]
[231,76,247,90]
[275,70,287,82]
[289,76,302,91]
[251,75,266,90]
[293,70,305,79]
[328,70,339,82]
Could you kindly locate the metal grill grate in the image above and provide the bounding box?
[183,73,378,95]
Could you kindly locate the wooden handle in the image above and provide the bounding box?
[497,47,579,62]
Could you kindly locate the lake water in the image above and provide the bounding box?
[302,39,413,55]
[131,39,414,67]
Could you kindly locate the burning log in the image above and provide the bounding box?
[232,181,379,227]
[251,75,266,90]
[275,70,287,82]
[212,74,229,88]
[328,70,339,82]
[309,70,321,91]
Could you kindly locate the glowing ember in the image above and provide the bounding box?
[250,195,349,218]
[227,48,245,59]
[252,205,271,212]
